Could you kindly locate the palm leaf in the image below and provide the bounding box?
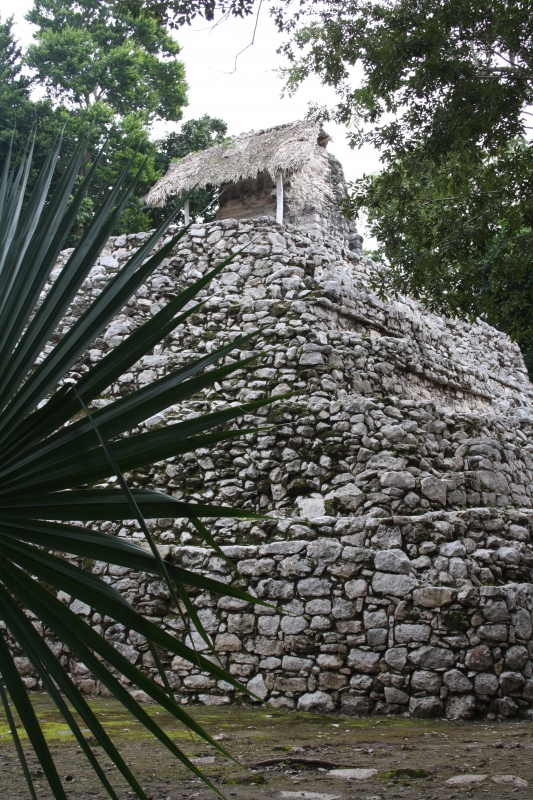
[0,136,279,799]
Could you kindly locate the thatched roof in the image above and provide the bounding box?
[144,120,326,207]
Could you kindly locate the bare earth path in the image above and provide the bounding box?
[0,696,531,799]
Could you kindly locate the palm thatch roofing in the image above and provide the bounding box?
[144,120,326,207]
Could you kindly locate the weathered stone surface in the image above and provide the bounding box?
[499,671,525,693]
[408,646,455,670]
[385,648,408,671]
[443,669,472,693]
[328,769,377,780]
[491,775,529,788]
[380,471,415,491]
[31,209,533,719]
[347,649,380,674]
[411,670,442,694]
[505,645,528,670]
[297,691,335,713]
[384,687,409,705]
[420,476,447,504]
[413,587,453,608]
[395,624,431,644]
[334,484,365,511]
[465,646,493,670]
[374,549,412,575]
[247,674,268,700]
[475,673,499,696]
[372,572,418,596]
[409,697,443,718]
[445,694,476,720]
[445,775,487,786]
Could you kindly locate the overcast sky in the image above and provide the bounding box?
[3,1,382,241]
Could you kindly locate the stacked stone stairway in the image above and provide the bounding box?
[19,216,533,720]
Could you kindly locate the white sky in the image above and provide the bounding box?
[3,1,382,241]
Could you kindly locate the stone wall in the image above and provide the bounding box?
[217,171,277,222]
[12,215,533,720]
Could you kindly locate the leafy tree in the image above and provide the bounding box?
[26,0,187,120]
[0,16,54,161]
[151,114,229,225]
[275,0,533,369]
[13,0,189,236]
[0,137,278,800]
[117,0,255,27]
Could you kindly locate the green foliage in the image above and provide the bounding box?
[26,0,187,120]
[117,0,255,27]
[3,3,232,239]
[276,0,533,370]
[0,139,278,799]
[343,140,533,370]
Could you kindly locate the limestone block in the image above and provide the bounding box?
[408,646,455,670]
[332,598,355,619]
[345,579,368,599]
[465,645,493,670]
[420,476,447,505]
[409,696,443,718]
[306,599,332,615]
[333,483,365,511]
[374,549,411,575]
[296,496,326,518]
[499,671,525,693]
[183,675,216,690]
[380,471,415,491]
[372,572,418,597]
[258,616,280,636]
[504,645,528,670]
[483,600,510,623]
[319,672,348,690]
[474,673,499,696]
[341,695,373,716]
[384,687,409,705]
[413,587,453,608]
[280,616,308,635]
[282,656,313,673]
[279,555,313,577]
[297,691,335,713]
[297,578,331,597]
[439,541,466,558]
[214,633,242,652]
[385,648,408,671]
[394,624,431,644]
[347,649,380,674]
[275,676,308,693]
[411,670,442,694]
[247,674,269,700]
[512,608,533,639]
[252,637,283,657]
[256,579,294,601]
[239,558,276,576]
[443,669,473,693]
[364,610,388,629]
[307,538,342,562]
[367,628,388,646]
[477,624,508,642]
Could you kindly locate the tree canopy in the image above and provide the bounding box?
[26,0,187,120]
[275,0,533,371]
[1,4,229,238]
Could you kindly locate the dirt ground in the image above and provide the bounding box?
[0,696,531,800]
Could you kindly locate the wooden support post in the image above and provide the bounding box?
[276,172,284,225]
[184,197,190,225]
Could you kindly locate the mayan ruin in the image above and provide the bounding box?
[24,121,533,724]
